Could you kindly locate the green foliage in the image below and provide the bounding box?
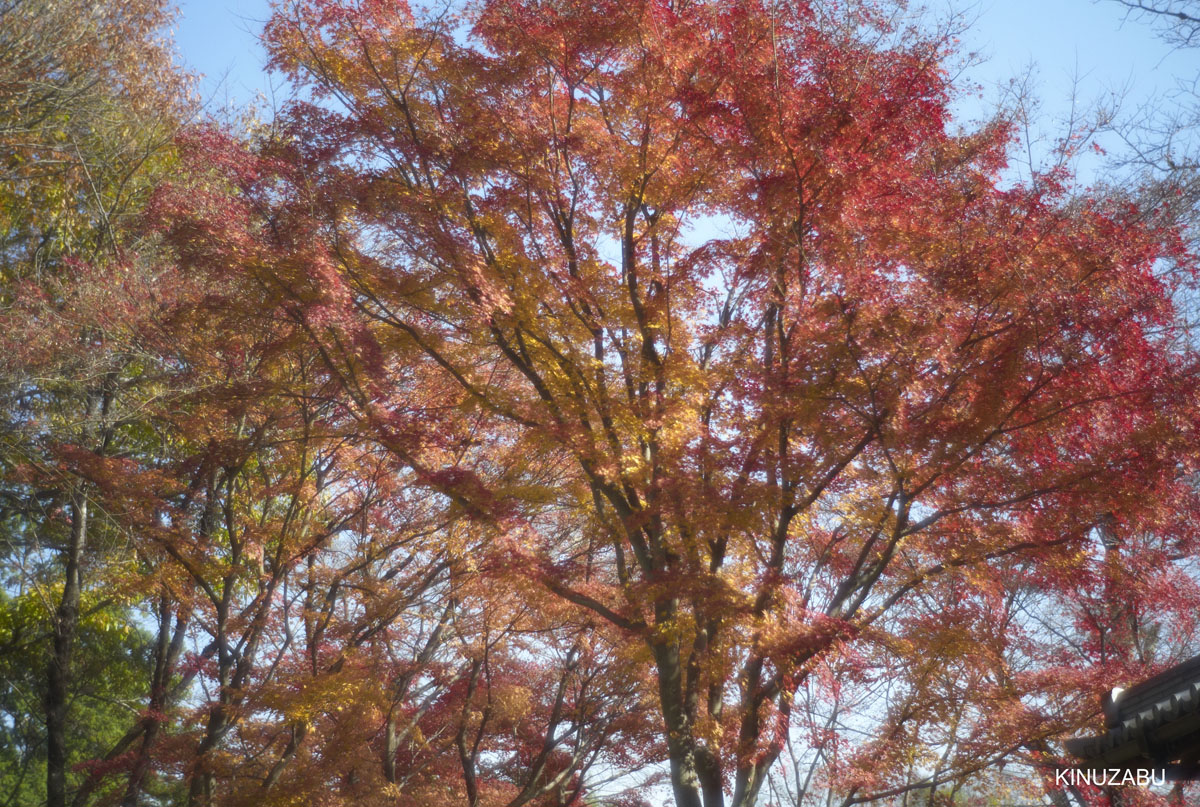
[0,2,193,807]
[0,589,157,806]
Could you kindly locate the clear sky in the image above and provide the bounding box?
[173,0,275,112]
[957,0,1193,96]
[171,0,1196,173]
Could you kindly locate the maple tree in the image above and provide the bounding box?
[6,0,1200,805]
[246,0,1200,804]
[127,126,662,807]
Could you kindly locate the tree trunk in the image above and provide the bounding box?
[652,637,707,807]
[121,597,187,806]
[46,492,87,807]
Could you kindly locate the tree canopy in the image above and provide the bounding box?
[5,1,1200,806]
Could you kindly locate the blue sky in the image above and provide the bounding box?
[174,0,275,112]
[172,0,1195,173]
[958,0,1192,95]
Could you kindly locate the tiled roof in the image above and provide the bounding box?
[1064,654,1200,768]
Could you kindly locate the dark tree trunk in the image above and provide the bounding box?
[121,597,187,807]
[46,493,87,807]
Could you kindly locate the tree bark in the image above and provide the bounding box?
[121,597,187,807]
[653,632,707,807]
[46,492,87,807]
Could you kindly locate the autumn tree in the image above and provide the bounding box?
[8,0,1200,805]
[6,2,658,806]
[1103,0,1200,283]
[58,123,664,807]
[232,1,1200,805]
[0,1,191,805]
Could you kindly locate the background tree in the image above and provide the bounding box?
[1110,1,1200,46]
[0,1,191,805]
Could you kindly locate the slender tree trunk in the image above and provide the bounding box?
[46,492,87,807]
[121,597,187,807]
[1100,513,1129,807]
[186,714,221,807]
[383,714,399,784]
[186,638,231,807]
[261,722,307,791]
